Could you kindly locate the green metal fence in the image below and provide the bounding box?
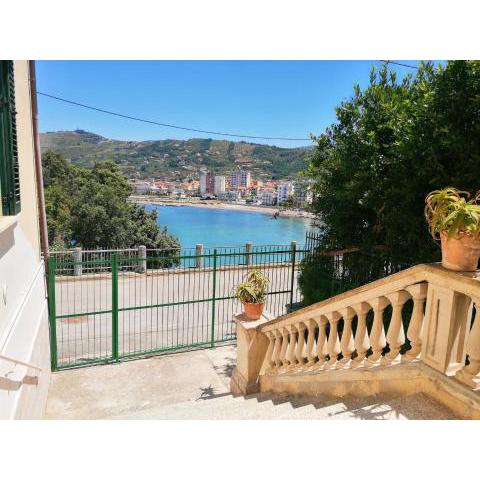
[48,243,306,370]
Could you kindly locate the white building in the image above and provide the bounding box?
[218,190,241,202]
[199,172,207,196]
[277,182,294,203]
[260,189,276,206]
[0,61,50,419]
[132,181,159,194]
[214,175,226,196]
[293,181,313,206]
[230,170,251,189]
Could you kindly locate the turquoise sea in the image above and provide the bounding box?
[144,204,312,248]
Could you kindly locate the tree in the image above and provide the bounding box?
[300,61,480,304]
[42,152,180,255]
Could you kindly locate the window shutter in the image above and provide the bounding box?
[0,60,21,215]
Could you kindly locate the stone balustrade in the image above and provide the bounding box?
[260,281,428,374]
[231,264,480,405]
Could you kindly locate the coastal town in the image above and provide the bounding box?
[128,169,314,215]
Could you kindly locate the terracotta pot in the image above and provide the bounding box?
[243,302,265,320]
[440,231,480,271]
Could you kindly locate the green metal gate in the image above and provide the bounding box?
[48,244,306,370]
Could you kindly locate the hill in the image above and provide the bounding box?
[40,130,312,181]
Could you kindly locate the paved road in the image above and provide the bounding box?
[53,265,302,366]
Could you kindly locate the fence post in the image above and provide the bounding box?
[138,245,147,273]
[245,241,253,266]
[211,248,217,348]
[195,243,204,268]
[48,256,58,371]
[111,254,119,362]
[73,247,82,276]
[289,241,297,312]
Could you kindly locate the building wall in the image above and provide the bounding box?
[0,61,50,419]
[214,175,226,195]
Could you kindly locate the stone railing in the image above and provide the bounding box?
[231,263,480,401]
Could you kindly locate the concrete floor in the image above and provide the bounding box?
[45,345,458,420]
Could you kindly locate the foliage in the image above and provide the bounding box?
[425,188,480,240]
[234,269,270,304]
[301,60,480,305]
[42,151,180,259]
[299,248,406,305]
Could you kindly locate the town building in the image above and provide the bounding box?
[259,189,277,206]
[230,169,251,190]
[199,171,215,196]
[214,175,226,196]
[277,182,294,203]
[293,181,313,207]
[217,190,241,202]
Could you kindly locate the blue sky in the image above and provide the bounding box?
[36,60,422,148]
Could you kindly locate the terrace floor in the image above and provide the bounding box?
[45,345,458,420]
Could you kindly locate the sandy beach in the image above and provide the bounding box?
[130,195,315,219]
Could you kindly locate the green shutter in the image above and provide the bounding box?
[0,60,21,216]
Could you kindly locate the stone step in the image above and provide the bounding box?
[106,390,457,420]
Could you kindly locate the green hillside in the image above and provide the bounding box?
[40,130,311,181]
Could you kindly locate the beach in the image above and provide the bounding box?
[130,195,315,219]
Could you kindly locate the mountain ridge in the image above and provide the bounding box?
[40,130,312,181]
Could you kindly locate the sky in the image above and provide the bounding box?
[36,60,422,149]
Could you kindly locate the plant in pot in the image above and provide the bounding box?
[425,188,480,271]
[234,269,270,320]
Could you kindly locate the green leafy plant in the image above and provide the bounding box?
[234,270,269,304]
[425,188,480,240]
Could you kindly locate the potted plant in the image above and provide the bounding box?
[425,188,480,271]
[234,269,270,320]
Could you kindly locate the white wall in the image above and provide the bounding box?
[0,61,50,419]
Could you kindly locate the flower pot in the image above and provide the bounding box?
[440,231,480,271]
[243,302,265,320]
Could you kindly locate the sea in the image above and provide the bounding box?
[144,204,312,249]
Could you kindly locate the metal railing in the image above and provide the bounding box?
[48,242,306,370]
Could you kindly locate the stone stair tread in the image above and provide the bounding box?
[105,390,457,420]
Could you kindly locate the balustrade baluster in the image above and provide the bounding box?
[385,290,411,363]
[404,283,428,361]
[305,319,317,366]
[456,297,480,389]
[295,322,306,367]
[285,325,298,369]
[275,329,287,368]
[326,311,341,367]
[367,297,389,365]
[264,331,276,371]
[338,307,355,367]
[352,302,371,367]
[314,316,328,369]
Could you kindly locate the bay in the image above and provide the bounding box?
[145,204,312,248]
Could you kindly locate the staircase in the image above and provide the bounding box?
[46,343,457,420]
[107,391,456,420]
[232,263,480,419]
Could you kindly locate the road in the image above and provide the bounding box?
[53,264,302,366]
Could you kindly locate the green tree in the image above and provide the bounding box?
[42,151,180,255]
[300,61,480,304]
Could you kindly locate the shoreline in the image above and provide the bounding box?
[130,195,315,219]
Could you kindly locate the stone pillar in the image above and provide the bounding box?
[421,283,471,375]
[230,312,272,395]
[195,244,204,269]
[138,245,147,273]
[245,242,253,266]
[73,247,82,276]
